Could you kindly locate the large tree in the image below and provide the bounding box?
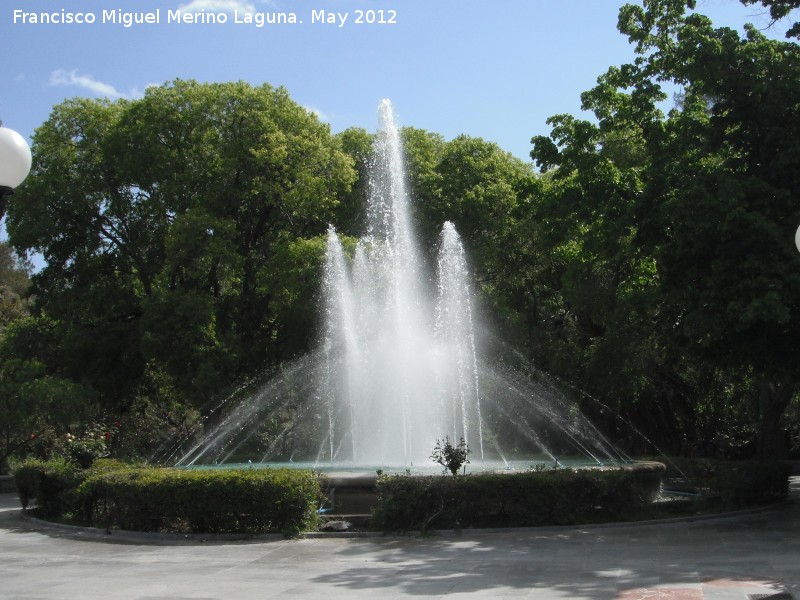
[532,0,800,459]
[6,80,356,409]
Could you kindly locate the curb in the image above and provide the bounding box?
[6,498,791,544]
[17,511,287,543]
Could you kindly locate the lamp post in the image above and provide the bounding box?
[0,121,32,200]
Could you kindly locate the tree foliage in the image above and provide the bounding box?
[741,0,800,38]
[7,81,355,412]
[530,0,800,459]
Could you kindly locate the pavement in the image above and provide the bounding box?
[0,478,798,599]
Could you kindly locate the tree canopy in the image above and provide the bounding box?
[7,80,356,411]
[530,0,800,459]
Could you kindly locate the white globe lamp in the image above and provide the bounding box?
[796,224,800,254]
[0,122,32,198]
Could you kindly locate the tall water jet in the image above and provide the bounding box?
[319,100,484,466]
[435,222,484,460]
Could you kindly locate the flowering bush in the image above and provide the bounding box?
[66,432,108,468]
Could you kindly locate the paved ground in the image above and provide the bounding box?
[1,479,798,599]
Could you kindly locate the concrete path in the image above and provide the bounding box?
[1,479,798,599]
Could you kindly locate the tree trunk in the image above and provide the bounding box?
[756,377,794,462]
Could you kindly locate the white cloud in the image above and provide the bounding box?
[177,0,256,13]
[304,105,330,122]
[48,69,144,100]
[129,82,162,99]
[176,0,279,14]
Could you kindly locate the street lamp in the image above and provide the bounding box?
[0,121,32,199]
[796,224,800,254]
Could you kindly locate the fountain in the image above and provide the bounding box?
[318,101,484,467]
[173,100,636,477]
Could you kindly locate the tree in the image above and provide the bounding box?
[414,134,537,322]
[0,242,32,333]
[335,127,374,236]
[741,0,800,38]
[531,0,800,459]
[0,244,38,472]
[0,316,94,473]
[6,80,356,410]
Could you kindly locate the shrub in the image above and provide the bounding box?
[431,437,470,476]
[705,461,790,507]
[65,430,108,469]
[660,458,791,508]
[13,457,84,517]
[76,465,322,535]
[372,464,664,532]
[13,459,322,535]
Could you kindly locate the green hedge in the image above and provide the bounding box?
[661,459,791,507]
[77,466,322,535]
[15,460,322,535]
[371,465,664,532]
[704,461,790,507]
[14,457,85,518]
[15,459,789,535]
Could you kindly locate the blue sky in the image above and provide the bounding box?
[1,0,794,165]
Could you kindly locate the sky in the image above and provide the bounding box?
[2,0,795,168]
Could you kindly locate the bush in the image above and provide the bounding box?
[705,461,790,507]
[661,458,791,508]
[13,457,84,517]
[431,437,470,476]
[76,465,322,535]
[372,464,664,532]
[13,459,322,535]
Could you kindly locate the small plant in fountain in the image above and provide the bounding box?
[431,436,470,476]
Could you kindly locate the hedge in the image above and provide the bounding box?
[371,465,664,531]
[14,457,84,518]
[14,459,790,534]
[15,460,322,535]
[703,461,790,507]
